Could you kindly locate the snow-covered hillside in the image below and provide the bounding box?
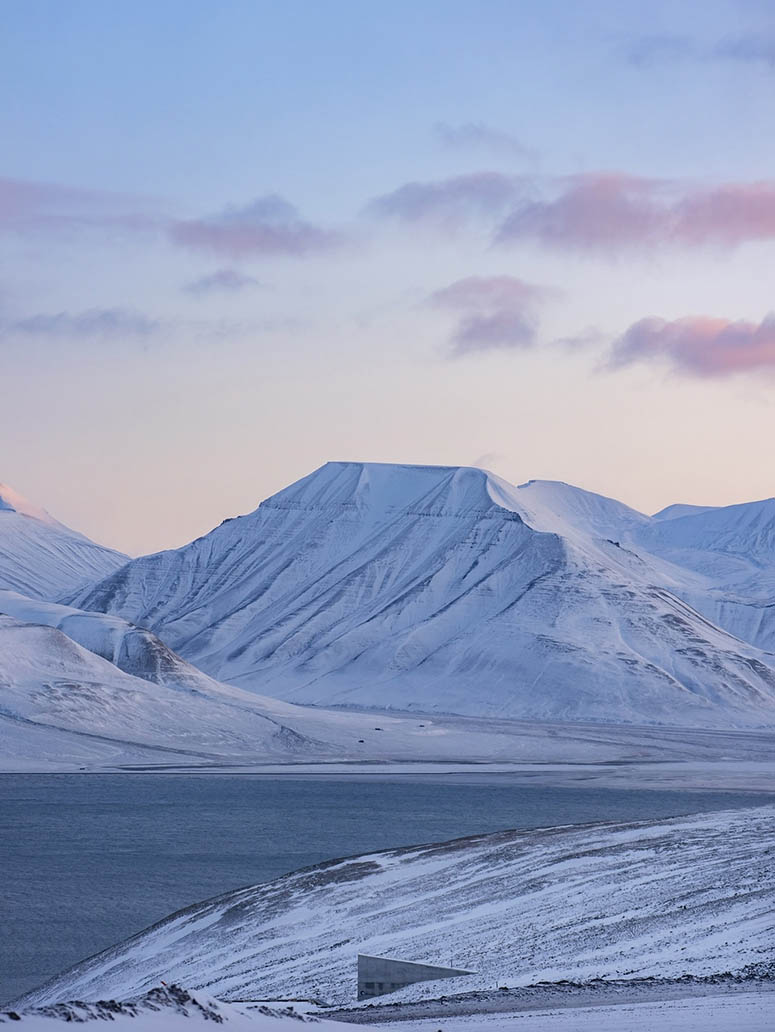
[632,499,775,652]
[0,483,126,600]
[15,806,775,1008]
[68,462,775,729]
[0,612,329,766]
[12,585,753,771]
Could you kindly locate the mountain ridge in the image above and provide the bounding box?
[64,461,775,729]
[0,480,127,601]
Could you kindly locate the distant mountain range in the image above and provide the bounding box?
[67,462,775,728]
[2,462,775,767]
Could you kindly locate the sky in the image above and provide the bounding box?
[2,0,775,555]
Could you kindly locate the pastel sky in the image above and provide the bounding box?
[2,0,775,554]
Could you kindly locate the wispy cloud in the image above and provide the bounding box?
[433,122,535,160]
[367,172,523,229]
[623,34,697,66]
[0,176,162,237]
[714,34,775,67]
[496,173,775,252]
[624,31,775,69]
[170,194,339,258]
[7,307,159,338]
[429,275,550,356]
[609,313,775,377]
[183,268,261,295]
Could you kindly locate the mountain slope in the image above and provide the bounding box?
[9,587,732,771]
[69,463,775,729]
[0,483,127,600]
[631,498,775,652]
[0,612,326,766]
[15,806,775,1007]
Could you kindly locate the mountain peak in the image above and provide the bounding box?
[262,460,505,517]
[0,482,63,528]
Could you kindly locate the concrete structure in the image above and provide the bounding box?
[357,953,473,1000]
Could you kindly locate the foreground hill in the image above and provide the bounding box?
[0,483,126,600]
[70,462,775,729]
[15,806,774,1008]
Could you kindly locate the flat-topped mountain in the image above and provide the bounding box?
[67,462,775,728]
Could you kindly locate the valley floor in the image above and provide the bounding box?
[5,707,775,795]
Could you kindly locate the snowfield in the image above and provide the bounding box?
[14,806,775,1010]
[67,462,775,729]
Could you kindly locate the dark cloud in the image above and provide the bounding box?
[609,313,775,377]
[429,275,549,356]
[183,268,261,295]
[170,194,339,258]
[433,122,535,160]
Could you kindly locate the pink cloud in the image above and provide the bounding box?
[610,314,775,377]
[497,174,666,250]
[0,177,161,235]
[496,173,775,252]
[674,183,775,245]
[170,195,338,258]
[429,275,549,356]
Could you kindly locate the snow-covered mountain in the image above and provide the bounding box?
[0,483,126,600]
[10,586,720,771]
[0,609,328,768]
[15,806,774,1007]
[632,498,775,652]
[68,462,775,729]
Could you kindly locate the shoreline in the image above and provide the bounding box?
[3,759,775,794]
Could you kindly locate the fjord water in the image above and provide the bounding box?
[2,774,773,1004]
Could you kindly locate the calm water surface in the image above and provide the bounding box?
[1,773,772,1004]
